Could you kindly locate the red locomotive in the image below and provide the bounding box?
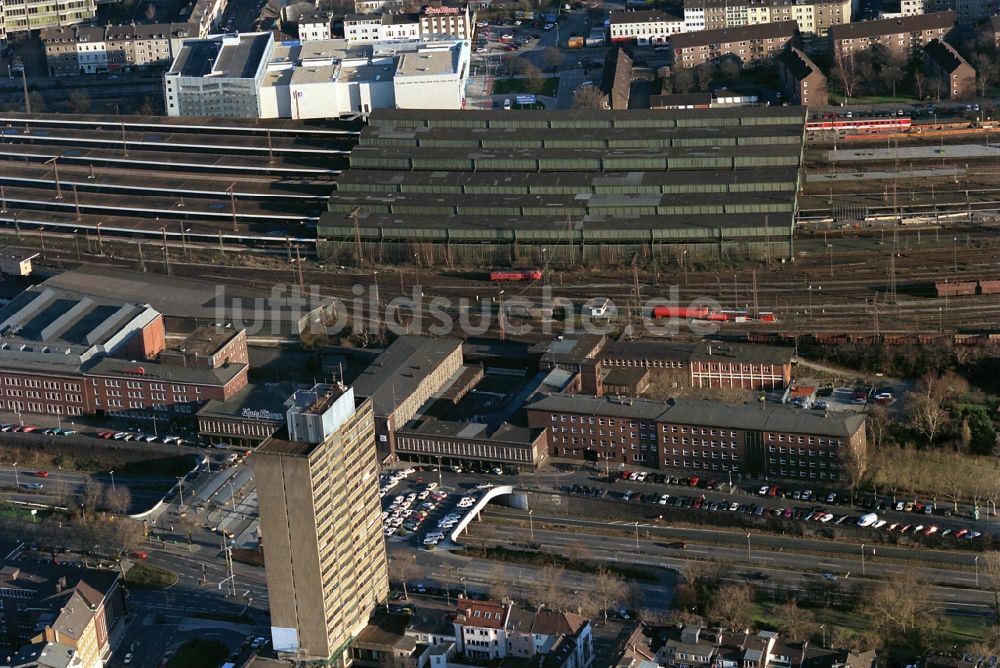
[651,307,776,322]
[490,269,543,281]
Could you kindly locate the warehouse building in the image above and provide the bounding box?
[525,394,866,481]
[318,108,805,265]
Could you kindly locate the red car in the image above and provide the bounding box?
[21,426,38,433]
[98,431,115,439]
[132,550,148,560]
[34,471,49,478]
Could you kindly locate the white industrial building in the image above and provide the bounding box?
[164,32,273,117]
[165,32,470,118]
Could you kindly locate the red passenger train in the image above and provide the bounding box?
[489,269,543,281]
[651,307,776,322]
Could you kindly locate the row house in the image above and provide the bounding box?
[526,394,866,481]
[682,0,850,36]
[41,22,197,76]
[609,10,685,44]
[344,4,473,42]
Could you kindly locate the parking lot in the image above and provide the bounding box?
[564,470,985,545]
[380,468,495,549]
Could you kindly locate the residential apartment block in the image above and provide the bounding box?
[827,10,956,60]
[682,0,850,36]
[669,20,798,69]
[0,560,126,668]
[525,394,866,481]
[42,22,197,76]
[344,5,473,42]
[923,37,975,98]
[0,0,96,45]
[251,383,389,661]
[921,0,995,23]
[777,45,828,106]
[609,9,684,43]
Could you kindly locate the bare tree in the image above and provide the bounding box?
[66,90,91,115]
[393,557,418,600]
[521,62,546,95]
[707,583,753,632]
[844,429,868,506]
[906,391,947,445]
[542,47,563,71]
[775,599,814,642]
[485,563,509,603]
[831,50,860,100]
[672,68,694,94]
[863,574,935,645]
[593,567,627,623]
[574,86,606,109]
[81,477,106,515]
[914,70,927,100]
[980,551,1000,625]
[105,486,132,516]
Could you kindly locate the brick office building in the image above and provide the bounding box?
[599,340,793,390]
[526,395,866,481]
[0,287,248,419]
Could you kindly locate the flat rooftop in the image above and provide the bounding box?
[85,356,247,386]
[197,381,302,421]
[174,325,242,357]
[352,335,462,416]
[396,49,455,77]
[170,32,272,79]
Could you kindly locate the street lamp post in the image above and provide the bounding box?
[12,462,18,489]
[861,543,865,575]
[746,532,751,563]
[634,521,639,549]
[177,476,185,507]
[109,470,116,493]
[528,509,534,542]
[975,555,980,587]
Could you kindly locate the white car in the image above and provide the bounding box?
[423,536,441,545]
[123,654,133,665]
[417,491,430,500]
[635,472,647,482]
[818,513,834,523]
[758,486,770,496]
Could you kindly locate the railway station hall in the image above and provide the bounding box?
[318,108,807,267]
